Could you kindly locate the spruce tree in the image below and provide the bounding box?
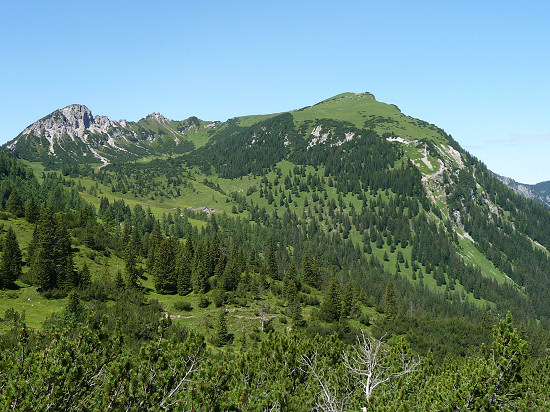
[320,276,342,323]
[124,244,138,288]
[216,310,230,346]
[79,263,91,288]
[176,235,193,295]
[146,220,163,274]
[66,290,83,317]
[0,227,23,288]
[382,277,398,317]
[5,189,24,217]
[30,208,71,291]
[114,269,125,290]
[267,236,279,280]
[302,252,320,289]
[153,237,177,294]
[192,240,209,293]
[24,197,40,224]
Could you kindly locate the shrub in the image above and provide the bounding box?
[198,295,210,308]
[174,301,193,312]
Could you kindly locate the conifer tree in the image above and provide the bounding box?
[79,263,91,288]
[341,280,358,318]
[146,220,163,273]
[302,252,320,289]
[24,197,40,224]
[267,236,279,280]
[192,240,209,293]
[124,243,138,288]
[0,227,22,288]
[216,310,230,346]
[320,276,342,323]
[30,208,75,291]
[176,235,193,295]
[66,290,83,317]
[114,269,125,290]
[5,189,24,217]
[153,237,177,294]
[382,277,398,317]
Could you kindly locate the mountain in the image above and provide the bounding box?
[2,92,550,410]
[4,92,550,323]
[497,174,550,208]
[4,104,216,167]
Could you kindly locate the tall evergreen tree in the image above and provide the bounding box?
[176,235,194,295]
[382,277,398,318]
[146,220,163,273]
[30,208,74,291]
[302,252,320,289]
[79,263,91,288]
[153,237,177,294]
[320,275,342,323]
[24,197,40,224]
[5,189,24,217]
[124,243,139,288]
[192,240,209,293]
[267,236,279,280]
[0,227,23,289]
[216,310,230,346]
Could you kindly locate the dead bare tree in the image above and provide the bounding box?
[342,331,420,406]
[300,350,352,412]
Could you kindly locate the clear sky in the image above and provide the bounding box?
[1,1,549,184]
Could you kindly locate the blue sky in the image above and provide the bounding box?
[1,1,549,183]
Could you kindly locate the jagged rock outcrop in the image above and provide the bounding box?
[4,105,203,166]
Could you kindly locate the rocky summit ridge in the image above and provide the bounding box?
[8,105,119,153]
[4,104,202,166]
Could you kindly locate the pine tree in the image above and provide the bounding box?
[216,310,230,346]
[153,237,177,294]
[146,220,163,273]
[114,269,125,290]
[176,235,193,295]
[30,208,74,291]
[320,276,342,323]
[5,189,24,217]
[79,263,91,288]
[267,236,279,280]
[382,277,398,318]
[0,227,23,289]
[302,252,320,289]
[24,197,40,224]
[124,244,139,288]
[192,240,209,293]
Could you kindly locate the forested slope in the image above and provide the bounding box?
[1,92,550,409]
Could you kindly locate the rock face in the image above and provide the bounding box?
[8,105,118,154]
[497,174,550,208]
[4,104,200,166]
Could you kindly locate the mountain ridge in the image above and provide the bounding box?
[4,103,215,167]
[4,92,458,167]
[497,174,550,208]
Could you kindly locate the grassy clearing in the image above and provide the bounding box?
[0,286,67,332]
[457,235,517,287]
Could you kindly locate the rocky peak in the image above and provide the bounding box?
[146,112,169,123]
[18,104,115,143]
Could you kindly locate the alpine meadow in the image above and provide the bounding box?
[1,92,550,410]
